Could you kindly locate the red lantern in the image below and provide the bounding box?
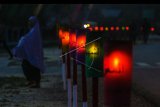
[104,51,131,75]
[59,29,63,39]
[62,31,70,46]
[76,36,86,53]
[69,30,76,49]
[76,29,86,64]
[104,40,132,106]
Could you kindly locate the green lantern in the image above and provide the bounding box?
[85,31,104,78]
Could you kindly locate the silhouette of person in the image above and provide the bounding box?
[141,18,151,44]
[129,20,139,44]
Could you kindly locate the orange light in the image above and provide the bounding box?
[59,29,63,39]
[113,58,119,68]
[62,31,70,46]
[150,27,155,32]
[126,26,129,31]
[104,51,131,75]
[95,26,99,31]
[77,36,86,53]
[105,27,109,31]
[69,32,76,48]
[100,26,104,31]
[116,26,119,31]
[110,26,114,31]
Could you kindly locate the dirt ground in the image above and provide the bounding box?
[0,47,158,107]
[0,74,156,107]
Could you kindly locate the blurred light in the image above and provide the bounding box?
[84,24,88,28]
[122,26,125,31]
[87,24,90,27]
[104,51,131,74]
[77,36,86,53]
[89,27,93,31]
[95,26,99,31]
[126,26,129,31]
[59,29,63,39]
[88,44,98,54]
[69,32,76,48]
[62,31,70,45]
[113,58,119,68]
[100,26,104,31]
[105,27,109,31]
[116,26,119,31]
[111,26,114,31]
[150,27,155,32]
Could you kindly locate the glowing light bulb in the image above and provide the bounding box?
[84,24,87,28]
[114,58,119,68]
[89,45,98,54]
[105,27,109,31]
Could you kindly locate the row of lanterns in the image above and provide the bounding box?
[58,25,132,107]
[83,24,155,32]
[88,26,130,31]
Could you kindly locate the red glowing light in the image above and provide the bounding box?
[62,31,70,46]
[110,26,114,31]
[76,36,86,53]
[100,26,104,31]
[150,27,155,32]
[113,58,119,68]
[104,51,132,75]
[126,26,129,31]
[59,29,63,39]
[69,32,76,48]
[116,26,119,31]
[89,27,93,31]
[95,26,99,31]
[104,42,132,106]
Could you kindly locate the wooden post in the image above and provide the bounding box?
[67,53,72,107]
[62,52,66,90]
[92,77,98,107]
[73,54,78,107]
[82,64,88,107]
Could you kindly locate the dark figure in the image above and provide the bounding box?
[141,18,151,44]
[0,27,13,59]
[129,20,139,44]
[12,16,45,88]
[22,59,41,87]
